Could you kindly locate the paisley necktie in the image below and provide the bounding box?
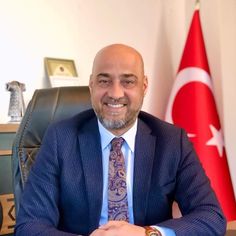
[108,137,129,221]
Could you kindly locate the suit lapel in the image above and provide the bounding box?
[133,119,156,225]
[78,118,103,232]
[77,114,157,228]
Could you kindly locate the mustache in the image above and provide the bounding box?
[103,96,128,104]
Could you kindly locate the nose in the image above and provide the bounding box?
[107,80,124,99]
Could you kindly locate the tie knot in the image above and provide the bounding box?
[111,137,124,151]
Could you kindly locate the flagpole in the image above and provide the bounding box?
[195,0,200,10]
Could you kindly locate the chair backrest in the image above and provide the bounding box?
[12,86,91,214]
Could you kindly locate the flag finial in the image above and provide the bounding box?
[195,0,200,10]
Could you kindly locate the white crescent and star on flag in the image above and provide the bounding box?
[165,67,225,158]
[206,124,224,158]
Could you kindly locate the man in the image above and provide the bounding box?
[15,44,226,236]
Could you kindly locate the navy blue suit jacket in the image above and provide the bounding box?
[15,109,226,236]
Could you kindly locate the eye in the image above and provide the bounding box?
[121,78,136,88]
[97,78,111,88]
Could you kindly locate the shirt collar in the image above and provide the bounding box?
[98,119,137,152]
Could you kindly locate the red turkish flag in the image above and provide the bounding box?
[165,9,236,221]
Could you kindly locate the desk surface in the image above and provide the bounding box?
[0,123,19,133]
[226,221,236,236]
[226,230,236,236]
[227,220,236,230]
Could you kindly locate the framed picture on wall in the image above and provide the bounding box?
[44,57,78,77]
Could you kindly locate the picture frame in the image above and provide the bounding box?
[44,57,78,77]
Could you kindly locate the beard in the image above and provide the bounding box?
[97,108,139,130]
[93,97,143,131]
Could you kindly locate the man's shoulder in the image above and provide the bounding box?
[138,110,183,135]
[49,109,96,133]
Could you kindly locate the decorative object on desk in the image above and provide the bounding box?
[45,57,79,87]
[6,81,26,123]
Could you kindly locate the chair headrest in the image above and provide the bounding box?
[15,86,91,148]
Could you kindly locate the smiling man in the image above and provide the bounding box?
[15,44,226,236]
[89,44,148,136]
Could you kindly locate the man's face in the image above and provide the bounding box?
[89,45,148,135]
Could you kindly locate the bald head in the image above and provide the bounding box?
[91,44,145,76]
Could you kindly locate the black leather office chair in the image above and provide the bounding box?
[12,86,91,214]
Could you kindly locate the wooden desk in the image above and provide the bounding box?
[226,221,236,236]
[227,220,236,230]
[0,124,19,132]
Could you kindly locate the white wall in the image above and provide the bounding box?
[0,0,235,194]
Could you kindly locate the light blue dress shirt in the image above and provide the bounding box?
[97,120,176,236]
